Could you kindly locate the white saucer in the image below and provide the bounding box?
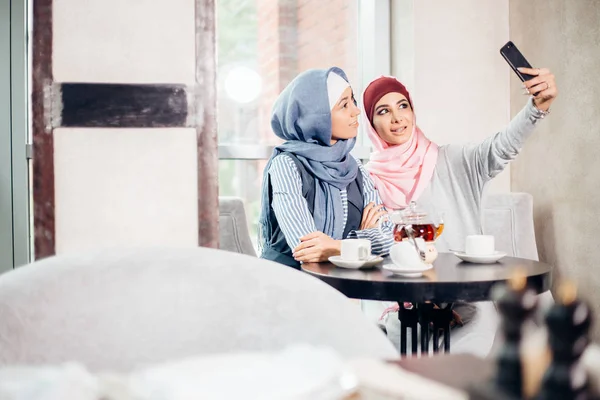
[382,263,433,278]
[452,251,506,264]
[328,255,384,269]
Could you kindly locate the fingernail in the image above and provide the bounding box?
[522,90,530,95]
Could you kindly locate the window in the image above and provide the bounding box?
[216,0,390,249]
[0,0,30,270]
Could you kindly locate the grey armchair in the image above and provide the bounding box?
[218,196,256,256]
[0,247,396,372]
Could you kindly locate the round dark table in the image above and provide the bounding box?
[302,252,552,355]
[301,252,552,303]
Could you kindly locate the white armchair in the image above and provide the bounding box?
[482,192,539,261]
[0,247,396,372]
[483,192,554,312]
[449,192,554,356]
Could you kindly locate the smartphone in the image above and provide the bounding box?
[500,41,535,82]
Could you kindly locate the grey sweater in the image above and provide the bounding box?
[415,98,546,253]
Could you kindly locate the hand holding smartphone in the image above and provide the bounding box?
[500,41,557,112]
[500,41,535,82]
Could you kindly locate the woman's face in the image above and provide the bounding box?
[330,86,361,144]
[372,92,414,145]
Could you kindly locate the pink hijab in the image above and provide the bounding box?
[363,76,438,210]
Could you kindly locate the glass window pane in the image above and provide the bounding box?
[216,1,360,248]
[217,0,358,146]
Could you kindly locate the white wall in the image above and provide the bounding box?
[53,0,195,84]
[391,0,511,193]
[54,128,199,254]
[52,0,198,254]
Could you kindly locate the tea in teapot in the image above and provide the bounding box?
[379,201,444,265]
[380,202,443,242]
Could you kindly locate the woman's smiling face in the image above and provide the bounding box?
[372,91,414,145]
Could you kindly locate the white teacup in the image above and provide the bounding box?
[390,239,426,268]
[340,239,371,261]
[465,235,495,256]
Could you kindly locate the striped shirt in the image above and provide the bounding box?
[269,154,395,255]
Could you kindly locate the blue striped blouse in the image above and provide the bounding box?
[269,154,395,255]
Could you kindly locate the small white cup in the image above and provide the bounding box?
[340,239,371,261]
[390,239,426,268]
[465,235,495,256]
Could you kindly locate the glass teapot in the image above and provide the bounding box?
[378,201,444,265]
[379,201,444,243]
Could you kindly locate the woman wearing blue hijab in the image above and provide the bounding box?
[258,67,394,268]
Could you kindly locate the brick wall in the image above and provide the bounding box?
[257,0,357,143]
[297,0,357,84]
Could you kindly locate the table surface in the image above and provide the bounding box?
[302,252,552,303]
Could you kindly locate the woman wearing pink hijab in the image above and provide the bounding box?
[362,68,558,356]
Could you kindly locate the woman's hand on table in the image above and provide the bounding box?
[293,232,341,263]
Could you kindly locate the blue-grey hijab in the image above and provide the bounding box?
[259,67,359,250]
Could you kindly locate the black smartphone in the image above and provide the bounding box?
[500,41,535,82]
